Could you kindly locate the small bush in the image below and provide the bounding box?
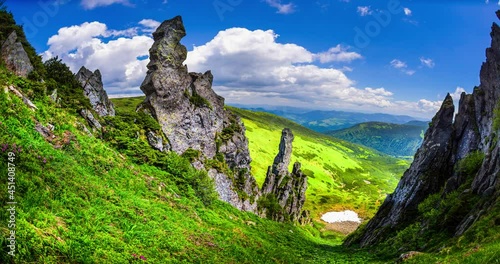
[181,148,201,162]
[457,151,484,177]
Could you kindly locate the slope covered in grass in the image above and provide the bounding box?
[0,68,386,263]
[328,121,427,157]
[228,107,410,220]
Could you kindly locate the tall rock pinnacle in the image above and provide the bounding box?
[139,16,259,212]
[261,129,309,223]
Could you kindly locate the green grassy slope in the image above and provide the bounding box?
[0,69,385,263]
[328,121,428,157]
[229,107,410,220]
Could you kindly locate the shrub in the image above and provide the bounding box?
[457,151,484,177]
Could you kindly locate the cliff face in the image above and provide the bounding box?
[346,12,500,247]
[76,66,115,117]
[261,129,309,223]
[139,16,259,212]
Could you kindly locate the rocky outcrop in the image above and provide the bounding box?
[260,129,309,222]
[345,96,455,246]
[6,85,37,110]
[1,31,33,77]
[76,66,115,117]
[139,16,259,212]
[345,11,500,248]
[80,109,102,132]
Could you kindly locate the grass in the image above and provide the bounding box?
[229,107,410,220]
[0,81,387,263]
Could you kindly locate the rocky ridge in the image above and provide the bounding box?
[345,11,500,247]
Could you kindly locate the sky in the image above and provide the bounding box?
[5,0,500,118]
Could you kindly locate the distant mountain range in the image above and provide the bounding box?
[233,105,427,132]
[327,121,429,157]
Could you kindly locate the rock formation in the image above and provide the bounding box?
[139,16,259,212]
[80,109,102,132]
[76,66,115,117]
[1,31,33,77]
[345,11,500,247]
[260,128,309,222]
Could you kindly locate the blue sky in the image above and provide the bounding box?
[5,0,500,118]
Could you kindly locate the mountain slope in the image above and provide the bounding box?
[0,65,387,263]
[229,107,410,220]
[328,121,427,157]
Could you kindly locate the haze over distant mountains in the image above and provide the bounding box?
[232,104,428,132]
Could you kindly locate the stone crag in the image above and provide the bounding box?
[76,66,115,117]
[139,16,259,212]
[260,128,309,223]
[345,11,500,247]
[1,31,33,77]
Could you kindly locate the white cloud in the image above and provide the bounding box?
[139,19,161,33]
[390,59,406,69]
[264,0,296,14]
[450,87,466,102]
[80,0,132,10]
[44,22,442,118]
[403,7,412,16]
[357,6,372,16]
[314,45,362,63]
[390,59,415,75]
[185,28,439,117]
[43,21,155,95]
[420,57,435,68]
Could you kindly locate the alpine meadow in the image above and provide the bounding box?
[2,1,500,264]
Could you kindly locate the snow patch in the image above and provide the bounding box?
[321,210,361,223]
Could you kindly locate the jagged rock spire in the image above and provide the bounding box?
[261,128,309,222]
[76,66,115,117]
[139,16,259,212]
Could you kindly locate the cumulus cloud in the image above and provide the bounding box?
[44,22,442,118]
[314,45,362,63]
[390,59,415,75]
[420,57,435,68]
[80,0,132,9]
[403,7,412,16]
[185,28,439,117]
[264,0,296,14]
[43,21,155,95]
[357,6,372,16]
